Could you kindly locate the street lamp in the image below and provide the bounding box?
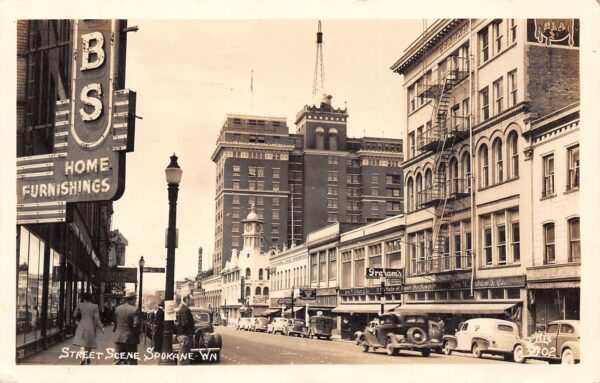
[160,153,182,365]
[138,256,145,312]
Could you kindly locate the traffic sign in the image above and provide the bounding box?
[299,288,316,300]
[365,267,403,280]
[142,267,165,273]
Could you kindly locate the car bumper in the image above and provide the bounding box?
[191,347,221,352]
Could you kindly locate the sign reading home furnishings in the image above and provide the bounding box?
[17,20,136,224]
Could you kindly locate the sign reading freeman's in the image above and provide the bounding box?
[16,20,136,224]
[365,267,403,280]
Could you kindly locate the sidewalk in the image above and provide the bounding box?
[21,325,159,365]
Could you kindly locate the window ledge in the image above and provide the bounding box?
[480,263,522,270]
[407,99,433,118]
[478,176,519,192]
[540,193,557,201]
[564,187,579,195]
[477,41,518,71]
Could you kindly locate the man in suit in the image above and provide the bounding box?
[153,300,165,353]
[113,291,141,365]
[176,295,195,365]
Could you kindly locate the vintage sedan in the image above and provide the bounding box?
[185,308,222,363]
[513,320,580,364]
[442,318,521,361]
[267,317,291,335]
[253,317,270,332]
[361,313,440,356]
[285,319,309,337]
[307,316,335,340]
[354,320,379,345]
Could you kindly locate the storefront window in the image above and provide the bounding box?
[328,249,336,281]
[341,251,351,288]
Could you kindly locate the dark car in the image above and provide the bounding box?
[354,320,379,345]
[189,308,222,363]
[253,317,270,332]
[361,313,440,357]
[285,319,309,337]
[307,316,335,340]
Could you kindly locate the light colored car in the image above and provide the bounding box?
[236,317,253,331]
[513,320,580,364]
[442,318,521,361]
[267,317,291,335]
[354,320,379,345]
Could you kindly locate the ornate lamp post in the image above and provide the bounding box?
[160,154,182,365]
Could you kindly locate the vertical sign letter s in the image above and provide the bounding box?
[79,83,103,121]
[81,32,105,70]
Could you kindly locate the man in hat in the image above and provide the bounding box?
[153,300,165,353]
[113,291,141,365]
[176,295,195,365]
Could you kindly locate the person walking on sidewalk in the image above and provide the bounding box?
[73,292,104,365]
[176,295,195,365]
[153,300,165,354]
[113,291,141,365]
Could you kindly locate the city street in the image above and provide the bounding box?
[215,325,512,365]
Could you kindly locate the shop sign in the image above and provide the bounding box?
[299,288,316,300]
[102,267,137,284]
[278,298,293,305]
[316,288,337,296]
[142,267,165,273]
[439,23,469,54]
[111,287,124,296]
[252,296,267,304]
[402,275,526,292]
[16,19,136,225]
[527,19,579,47]
[365,267,403,280]
[339,285,402,297]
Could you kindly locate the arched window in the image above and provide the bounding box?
[424,169,432,189]
[437,163,447,197]
[263,286,269,296]
[507,131,519,178]
[479,144,489,188]
[315,127,325,150]
[328,128,338,151]
[245,286,251,297]
[493,138,503,183]
[449,158,459,194]
[461,152,471,192]
[245,267,251,279]
[258,268,263,280]
[416,173,423,207]
[407,177,414,212]
[255,286,261,295]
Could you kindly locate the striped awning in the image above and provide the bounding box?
[260,308,281,316]
[527,280,580,289]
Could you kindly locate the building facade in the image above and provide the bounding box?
[220,206,271,321]
[15,20,133,360]
[526,103,580,332]
[390,18,579,335]
[194,273,221,312]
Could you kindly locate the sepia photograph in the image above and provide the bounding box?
[1,1,600,382]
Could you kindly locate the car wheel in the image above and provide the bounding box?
[421,349,431,357]
[386,339,398,356]
[472,343,482,358]
[443,341,453,356]
[513,344,525,364]
[362,342,369,353]
[561,348,575,364]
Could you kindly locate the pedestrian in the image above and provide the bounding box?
[176,295,195,365]
[113,291,141,365]
[153,300,165,353]
[72,292,104,365]
[30,305,39,335]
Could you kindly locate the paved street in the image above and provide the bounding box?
[215,325,513,365]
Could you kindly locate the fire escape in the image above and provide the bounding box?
[416,55,471,279]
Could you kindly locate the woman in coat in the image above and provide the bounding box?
[73,292,104,365]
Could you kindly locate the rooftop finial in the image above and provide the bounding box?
[312,20,325,96]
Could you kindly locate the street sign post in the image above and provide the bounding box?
[142,267,165,273]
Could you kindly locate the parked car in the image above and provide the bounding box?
[267,317,291,334]
[513,320,580,364]
[178,307,222,363]
[361,313,440,356]
[253,317,270,332]
[285,319,309,337]
[354,320,379,345]
[428,320,445,354]
[307,316,335,340]
[236,317,253,331]
[442,318,521,361]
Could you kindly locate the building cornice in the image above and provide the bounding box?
[211,141,295,161]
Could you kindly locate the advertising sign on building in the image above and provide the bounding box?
[299,288,317,300]
[365,267,403,280]
[527,19,579,47]
[102,267,137,284]
[16,19,136,225]
[164,300,176,321]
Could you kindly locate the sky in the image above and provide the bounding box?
[112,19,425,291]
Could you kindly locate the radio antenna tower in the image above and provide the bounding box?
[312,20,325,96]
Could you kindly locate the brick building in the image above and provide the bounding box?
[390,18,579,335]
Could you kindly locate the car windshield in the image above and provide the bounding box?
[193,312,210,323]
[405,316,426,323]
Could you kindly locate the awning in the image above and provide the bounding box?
[395,302,518,315]
[260,308,281,316]
[332,304,400,314]
[528,281,580,289]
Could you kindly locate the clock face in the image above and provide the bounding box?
[246,224,252,231]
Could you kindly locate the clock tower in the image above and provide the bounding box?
[241,203,263,251]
